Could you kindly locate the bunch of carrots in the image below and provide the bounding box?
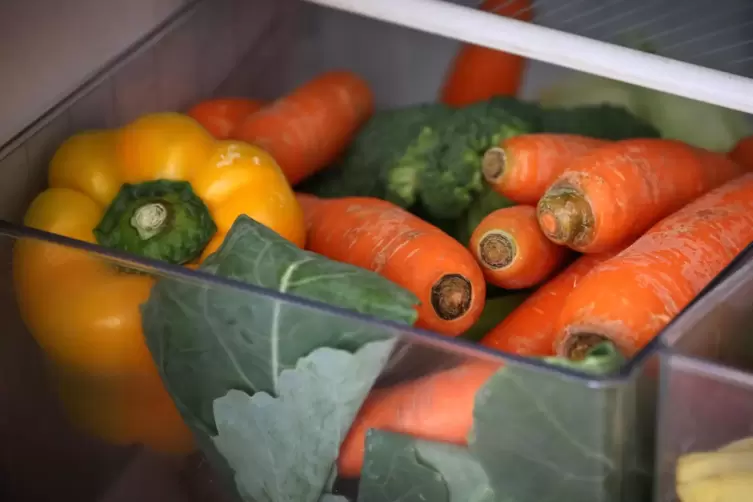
[181,0,753,478]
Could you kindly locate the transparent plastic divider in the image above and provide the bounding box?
[2,220,662,502]
[655,241,753,501]
[303,0,753,114]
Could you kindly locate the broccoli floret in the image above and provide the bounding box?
[413,98,538,220]
[452,186,516,245]
[541,104,661,140]
[297,104,451,198]
[385,125,444,207]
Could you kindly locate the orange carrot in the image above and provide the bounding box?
[186,97,264,139]
[553,172,753,359]
[469,205,568,289]
[480,251,617,356]
[338,361,499,478]
[730,135,753,170]
[440,0,533,106]
[537,138,748,254]
[482,134,608,204]
[232,71,374,185]
[297,194,486,336]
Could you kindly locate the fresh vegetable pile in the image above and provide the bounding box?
[12,3,753,501]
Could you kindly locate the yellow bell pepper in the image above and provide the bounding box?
[13,112,306,454]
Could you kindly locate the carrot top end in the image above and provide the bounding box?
[477,231,515,270]
[537,187,592,247]
[560,331,613,361]
[482,147,507,185]
[430,274,473,321]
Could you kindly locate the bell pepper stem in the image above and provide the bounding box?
[130,202,170,240]
[94,180,217,265]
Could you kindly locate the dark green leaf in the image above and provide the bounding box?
[469,343,626,502]
[320,496,350,502]
[213,340,395,502]
[358,430,494,502]
[141,215,418,434]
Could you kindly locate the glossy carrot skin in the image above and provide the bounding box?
[440,0,533,106]
[338,361,499,477]
[480,252,616,356]
[537,139,748,254]
[186,98,264,139]
[469,205,567,289]
[233,71,374,185]
[483,134,607,204]
[297,195,486,336]
[554,172,753,358]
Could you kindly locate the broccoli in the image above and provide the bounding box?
[540,103,661,140]
[301,98,659,235]
[388,97,538,221]
[297,104,451,199]
[452,185,516,245]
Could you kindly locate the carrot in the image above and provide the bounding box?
[482,134,608,205]
[730,135,753,170]
[232,71,374,185]
[440,0,533,106]
[553,172,753,359]
[297,194,486,336]
[338,361,499,478]
[480,251,617,356]
[469,205,568,289]
[186,97,264,139]
[536,138,748,254]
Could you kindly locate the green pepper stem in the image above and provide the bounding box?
[130,202,170,240]
[94,180,217,265]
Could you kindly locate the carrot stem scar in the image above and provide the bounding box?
[537,186,593,246]
[478,231,515,269]
[482,147,507,184]
[431,274,473,320]
[560,332,612,361]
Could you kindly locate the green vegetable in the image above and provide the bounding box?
[94,180,217,265]
[389,97,537,220]
[453,185,516,245]
[141,215,419,502]
[539,70,751,152]
[297,104,451,199]
[469,342,627,502]
[462,292,530,342]
[541,104,660,141]
[358,430,494,502]
[213,340,394,502]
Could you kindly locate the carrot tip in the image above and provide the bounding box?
[431,274,473,321]
[482,147,507,184]
[559,331,612,361]
[537,187,592,246]
[477,231,515,269]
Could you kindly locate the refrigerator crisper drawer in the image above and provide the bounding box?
[656,243,753,502]
[0,1,746,502]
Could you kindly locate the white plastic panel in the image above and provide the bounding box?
[0,0,191,147]
[303,0,753,114]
